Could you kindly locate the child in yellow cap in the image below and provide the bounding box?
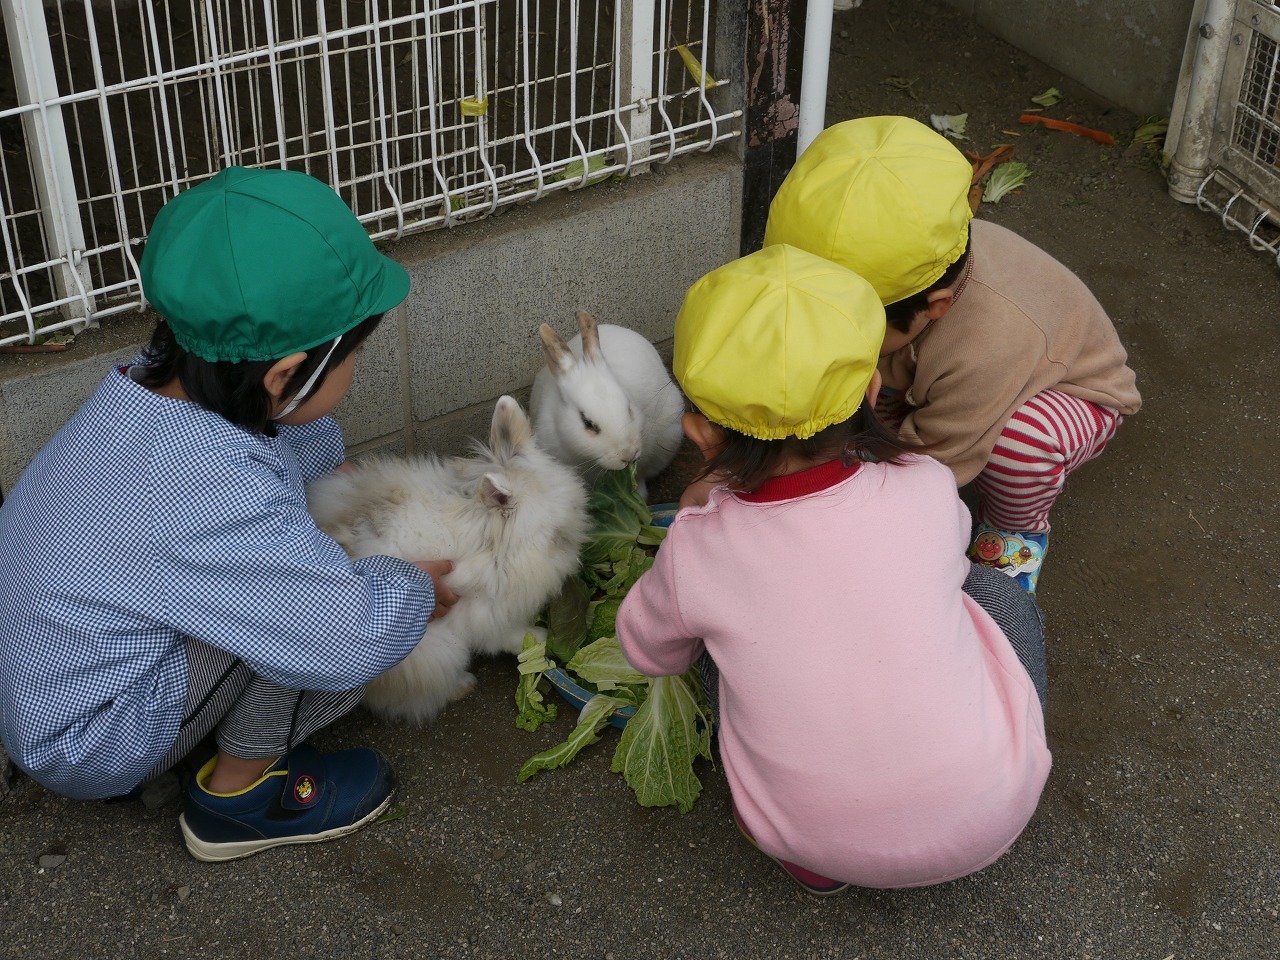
[616,244,1050,894]
[764,115,1141,593]
[0,167,458,861]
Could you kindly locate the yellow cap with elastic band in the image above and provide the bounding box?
[763,115,973,306]
[673,244,885,441]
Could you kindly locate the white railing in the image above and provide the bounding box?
[1169,0,1280,266]
[0,0,740,348]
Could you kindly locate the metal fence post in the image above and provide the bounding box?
[618,0,656,172]
[1,0,92,327]
[740,0,805,256]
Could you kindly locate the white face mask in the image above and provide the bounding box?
[273,334,342,420]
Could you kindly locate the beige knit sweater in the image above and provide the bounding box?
[879,219,1142,486]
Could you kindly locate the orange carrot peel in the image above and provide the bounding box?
[964,144,1016,184]
[1018,114,1116,145]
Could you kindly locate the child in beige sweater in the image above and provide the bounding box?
[764,115,1141,593]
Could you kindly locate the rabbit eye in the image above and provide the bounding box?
[580,413,600,434]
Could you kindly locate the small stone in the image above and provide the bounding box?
[547,892,562,906]
[176,886,191,901]
[38,854,67,870]
[391,923,406,936]
[491,846,507,861]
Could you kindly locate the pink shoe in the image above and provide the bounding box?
[731,804,850,896]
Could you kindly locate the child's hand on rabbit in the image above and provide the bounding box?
[413,559,459,620]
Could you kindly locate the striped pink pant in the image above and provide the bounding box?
[973,390,1121,533]
[875,388,1121,533]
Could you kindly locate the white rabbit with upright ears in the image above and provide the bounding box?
[306,395,589,726]
[529,310,685,500]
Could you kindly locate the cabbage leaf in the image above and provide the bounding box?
[515,466,713,811]
[514,633,557,732]
[516,692,632,782]
[611,671,713,812]
[984,160,1032,203]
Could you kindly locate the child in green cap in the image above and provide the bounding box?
[0,167,457,861]
[764,115,1142,593]
[617,244,1050,894]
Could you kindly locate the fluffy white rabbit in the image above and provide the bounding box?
[529,310,685,500]
[307,395,589,725]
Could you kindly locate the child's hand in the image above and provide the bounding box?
[334,460,360,474]
[679,474,724,510]
[413,560,459,620]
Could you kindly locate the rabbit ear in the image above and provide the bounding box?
[539,323,576,376]
[479,472,514,511]
[576,310,602,363]
[490,394,533,461]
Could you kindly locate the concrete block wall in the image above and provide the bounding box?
[935,0,1197,116]
[0,151,742,494]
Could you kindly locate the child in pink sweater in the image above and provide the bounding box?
[764,115,1141,593]
[616,244,1051,894]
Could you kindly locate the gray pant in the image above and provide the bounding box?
[698,559,1048,725]
[960,560,1048,707]
[144,637,365,782]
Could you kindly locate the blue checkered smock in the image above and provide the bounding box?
[0,367,434,800]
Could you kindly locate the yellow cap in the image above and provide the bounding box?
[763,115,973,306]
[673,245,886,441]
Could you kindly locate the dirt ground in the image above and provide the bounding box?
[2,2,1278,958]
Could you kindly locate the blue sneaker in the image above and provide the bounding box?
[178,744,395,862]
[968,523,1050,594]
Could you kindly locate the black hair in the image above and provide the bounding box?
[882,230,970,333]
[695,401,920,493]
[134,312,385,436]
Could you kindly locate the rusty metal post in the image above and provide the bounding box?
[740,0,805,256]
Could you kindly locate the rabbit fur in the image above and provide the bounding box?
[306,395,589,725]
[529,310,685,500]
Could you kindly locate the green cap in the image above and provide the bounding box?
[140,166,410,362]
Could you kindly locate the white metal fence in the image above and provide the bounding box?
[1169,0,1280,264]
[0,0,740,348]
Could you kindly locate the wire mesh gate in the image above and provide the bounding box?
[1170,0,1280,265]
[0,0,740,348]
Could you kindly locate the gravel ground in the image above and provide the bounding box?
[2,3,1278,958]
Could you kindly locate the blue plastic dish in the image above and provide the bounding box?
[649,502,679,528]
[545,667,636,730]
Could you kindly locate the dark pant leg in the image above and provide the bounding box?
[961,561,1048,709]
[143,637,365,782]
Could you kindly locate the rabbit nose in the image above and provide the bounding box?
[625,448,641,464]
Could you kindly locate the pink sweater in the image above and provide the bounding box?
[616,455,1051,888]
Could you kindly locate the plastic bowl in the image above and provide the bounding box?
[649,502,679,528]
[544,667,636,730]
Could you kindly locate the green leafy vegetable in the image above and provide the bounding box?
[515,465,713,811]
[610,671,713,812]
[516,692,632,782]
[983,160,1032,204]
[373,802,408,824]
[1031,87,1063,107]
[515,633,558,732]
[1133,116,1169,146]
[568,637,650,690]
[542,573,591,666]
[549,155,612,187]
